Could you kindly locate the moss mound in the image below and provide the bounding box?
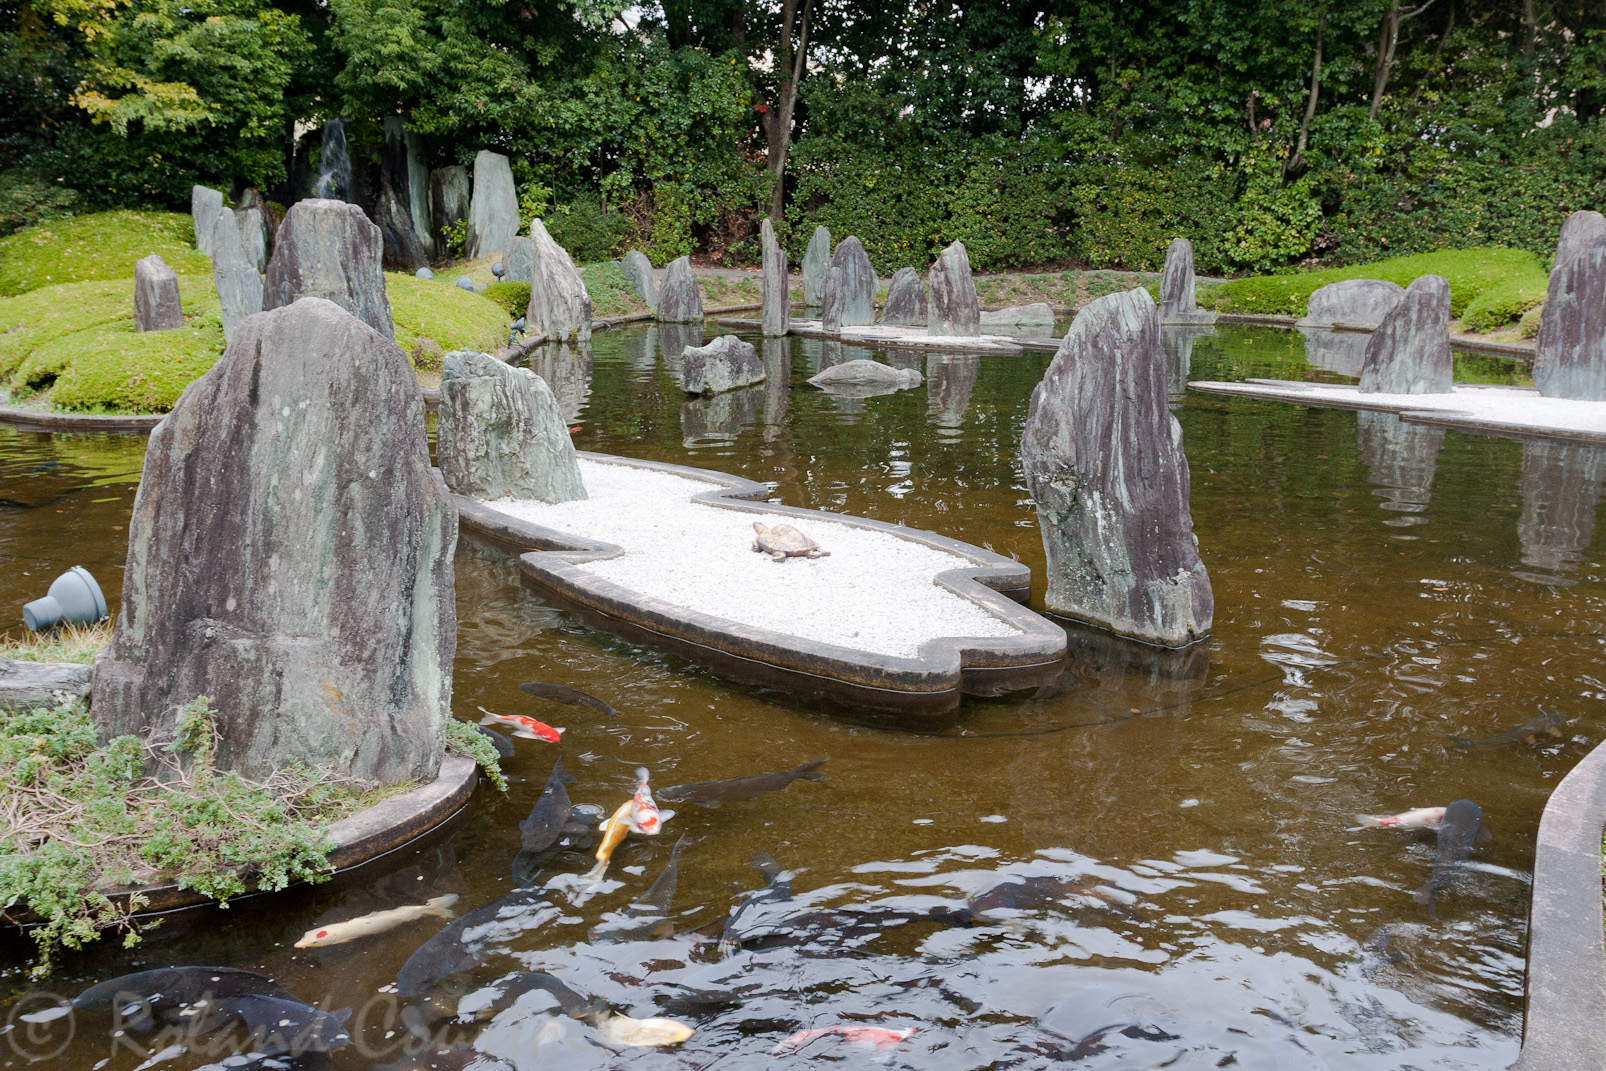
[483,280,531,314]
[387,272,511,369]
[0,211,211,298]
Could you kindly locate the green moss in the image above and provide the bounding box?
[483,280,531,314]
[581,261,647,318]
[387,272,511,367]
[1519,304,1544,339]
[0,211,211,298]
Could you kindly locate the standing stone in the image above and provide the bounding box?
[438,350,586,503]
[881,267,926,326]
[1020,287,1212,647]
[1554,210,1606,271]
[1296,279,1405,328]
[1359,274,1452,394]
[467,151,519,259]
[191,186,223,256]
[824,237,876,328]
[376,183,430,273]
[802,226,831,306]
[927,240,980,337]
[679,335,765,394]
[526,218,592,344]
[761,218,788,337]
[620,250,656,309]
[211,207,263,343]
[430,165,471,258]
[90,298,456,784]
[264,198,394,340]
[383,116,433,250]
[1535,227,1606,401]
[655,256,703,323]
[820,266,846,333]
[234,189,270,273]
[503,236,534,284]
[133,254,183,332]
[1158,238,1216,325]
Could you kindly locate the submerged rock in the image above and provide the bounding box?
[980,302,1054,330]
[761,218,788,337]
[808,359,922,398]
[880,267,926,326]
[191,185,223,256]
[211,207,263,342]
[1359,274,1452,394]
[1158,237,1216,325]
[680,334,765,394]
[620,249,656,308]
[801,225,831,306]
[1020,287,1212,646]
[1296,279,1404,328]
[823,237,876,328]
[133,254,183,332]
[656,256,703,323]
[466,150,518,259]
[927,241,980,336]
[438,349,586,503]
[90,298,456,783]
[1534,216,1606,401]
[526,219,592,343]
[264,198,394,340]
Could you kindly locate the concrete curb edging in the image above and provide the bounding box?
[0,405,164,432]
[452,453,1067,715]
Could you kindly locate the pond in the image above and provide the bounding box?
[0,322,1594,1070]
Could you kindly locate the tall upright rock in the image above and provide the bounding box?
[437,350,586,503]
[1158,238,1216,325]
[1358,274,1451,394]
[620,250,656,308]
[503,236,535,284]
[429,166,470,258]
[90,298,456,784]
[802,226,831,306]
[234,188,271,273]
[1534,214,1606,401]
[761,218,788,337]
[1554,209,1606,270]
[133,255,183,332]
[927,240,980,337]
[1020,287,1212,647]
[820,266,847,333]
[880,267,926,326]
[655,256,703,323]
[382,116,432,250]
[376,183,430,273]
[822,237,875,328]
[526,219,592,343]
[211,207,263,342]
[466,150,519,259]
[191,186,223,256]
[264,199,394,340]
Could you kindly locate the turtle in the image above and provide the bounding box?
[752,521,830,561]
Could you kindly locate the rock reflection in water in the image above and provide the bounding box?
[520,342,593,424]
[681,386,764,446]
[761,337,789,439]
[1356,411,1445,525]
[627,326,658,371]
[1300,326,1370,377]
[1515,438,1606,585]
[1161,325,1215,403]
[927,353,979,430]
[453,536,567,664]
[656,322,703,369]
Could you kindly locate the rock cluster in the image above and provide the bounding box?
[822,237,875,328]
[1534,210,1606,401]
[680,335,765,394]
[264,199,394,340]
[880,268,926,326]
[134,254,184,332]
[620,250,656,308]
[1158,238,1216,325]
[655,257,703,323]
[761,218,788,337]
[191,185,223,256]
[802,226,831,306]
[211,207,264,342]
[466,150,519,259]
[1296,279,1404,328]
[1358,275,1451,394]
[438,350,587,503]
[927,241,980,336]
[526,219,592,344]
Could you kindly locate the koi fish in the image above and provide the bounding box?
[1354,806,1446,830]
[583,770,674,882]
[584,800,634,882]
[1450,710,1570,749]
[477,706,564,742]
[594,1012,695,1047]
[1412,798,1491,912]
[295,895,458,948]
[777,1025,916,1053]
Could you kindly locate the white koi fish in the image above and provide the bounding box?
[1355,807,1446,830]
[294,895,458,948]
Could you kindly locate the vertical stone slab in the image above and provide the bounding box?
[90,298,456,784]
[430,166,471,258]
[1158,237,1216,325]
[191,186,223,256]
[438,350,586,503]
[376,183,430,273]
[620,250,656,308]
[383,116,433,250]
[761,218,788,337]
[823,237,876,328]
[467,150,519,259]
[802,225,831,306]
[526,218,592,344]
[927,240,980,337]
[881,267,925,326]
[503,236,534,284]
[1020,287,1213,647]
[264,198,394,340]
[655,256,703,323]
[211,207,263,343]
[820,265,846,333]
[234,188,271,273]
[133,255,183,332]
[1554,209,1606,271]
[1358,274,1452,395]
[1535,227,1606,401]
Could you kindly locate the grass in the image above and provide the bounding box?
[584,262,649,318]
[0,620,113,665]
[387,271,511,371]
[974,270,1160,311]
[0,211,211,298]
[698,274,760,307]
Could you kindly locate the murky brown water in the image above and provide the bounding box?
[2,323,1596,1070]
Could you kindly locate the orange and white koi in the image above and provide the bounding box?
[583,770,674,882]
[776,1025,916,1053]
[1355,806,1446,830]
[477,707,564,743]
[294,894,458,948]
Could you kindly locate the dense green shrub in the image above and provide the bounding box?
[1067,158,1239,273]
[0,172,82,238]
[483,281,532,314]
[545,198,632,263]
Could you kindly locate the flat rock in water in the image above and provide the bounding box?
[133,254,183,332]
[376,182,429,272]
[761,218,788,337]
[680,335,764,394]
[1021,288,1212,646]
[820,265,847,333]
[438,349,586,502]
[620,250,656,308]
[0,657,90,708]
[808,359,922,398]
[801,225,831,306]
[526,219,591,343]
[467,150,519,259]
[430,166,470,258]
[980,302,1054,330]
[211,207,263,342]
[1535,218,1606,401]
[264,198,394,340]
[656,256,703,323]
[1359,274,1451,395]
[927,240,980,336]
[191,185,223,256]
[90,297,456,783]
[825,237,876,327]
[503,235,534,284]
[1158,237,1216,324]
[880,267,925,326]
[1296,279,1404,328]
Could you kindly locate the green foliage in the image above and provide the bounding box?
[544,198,631,264]
[580,262,645,318]
[483,281,531,315]
[0,172,83,238]
[441,717,506,791]
[1065,160,1237,273]
[441,219,468,260]
[645,186,696,265]
[387,272,512,363]
[0,210,208,297]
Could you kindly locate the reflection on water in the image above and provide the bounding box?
[1301,325,1371,377]
[927,353,979,431]
[681,385,765,446]
[1356,411,1446,525]
[520,341,593,424]
[1162,324,1215,402]
[1515,439,1606,585]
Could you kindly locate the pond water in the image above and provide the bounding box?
[1,323,1597,1070]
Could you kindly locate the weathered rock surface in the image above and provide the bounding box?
[808,359,922,398]
[655,256,703,323]
[430,166,470,258]
[802,225,831,306]
[927,241,980,337]
[90,298,456,783]
[824,237,876,328]
[438,350,586,502]
[234,189,271,273]
[1296,278,1405,328]
[211,208,263,342]
[980,302,1054,330]
[376,183,430,273]
[1554,210,1606,271]
[1359,274,1452,394]
[134,254,183,332]
[264,198,394,340]
[191,185,223,256]
[880,267,925,326]
[679,334,765,394]
[620,250,656,308]
[466,150,518,259]
[0,657,90,709]
[1158,237,1216,325]
[820,266,846,333]
[526,219,592,344]
[761,218,788,336]
[1534,224,1606,401]
[382,116,433,249]
[503,236,534,283]
[1020,287,1213,646]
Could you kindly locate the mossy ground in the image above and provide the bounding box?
[387,271,511,371]
[0,211,211,298]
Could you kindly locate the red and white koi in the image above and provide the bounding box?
[1355,806,1446,830]
[478,706,564,743]
[776,1025,916,1053]
[584,769,674,882]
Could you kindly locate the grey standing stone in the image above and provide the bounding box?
[526,219,592,344]
[761,218,788,337]
[191,185,223,256]
[503,236,534,283]
[927,240,980,337]
[802,225,831,306]
[1554,210,1606,271]
[655,256,703,323]
[430,166,471,258]
[376,183,430,273]
[620,250,656,308]
[264,198,394,340]
[133,254,183,332]
[1,657,90,709]
[1158,237,1216,325]
[679,334,765,394]
[211,207,263,343]
[1359,274,1452,395]
[1535,226,1606,401]
[880,267,926,326]
[383,116,433,250]
[1296,278,1405,328]
[980,302,1054,331]
[1020,287,1212,647]
[467,150,519,259]
[438,350,586,503]
[820,266,846,333]
[824,237,876,328]
[234,189,270,273]
[90,298,455,784]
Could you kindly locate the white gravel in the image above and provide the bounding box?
[485,459,1023,658]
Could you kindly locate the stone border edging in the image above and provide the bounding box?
[451,453,1067,715]
[0,404,163,432]
[1512,737,1606,1071]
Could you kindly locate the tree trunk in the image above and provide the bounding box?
[1370,0,1440,119]
[1521,0,1536,55]
[765,0,812,221]
[1287,13,1324,176]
